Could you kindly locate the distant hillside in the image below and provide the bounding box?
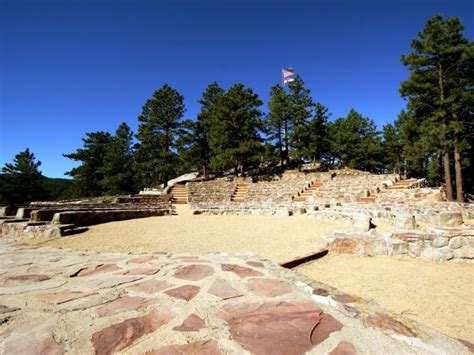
[42,176,76,200]
[0,174,76,202]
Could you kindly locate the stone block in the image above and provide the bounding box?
[449,237,464,249]
[391,240,408,255]
[408,243,422,258]
[437,211,463,227]
[351,214,371,232]
[453,246,474,260]
[395,214,416,230]
[432,237,449,248]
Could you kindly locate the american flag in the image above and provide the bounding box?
[282,68,295,85]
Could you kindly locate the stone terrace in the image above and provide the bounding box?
[0,237,471,354]
[0,196,172,240]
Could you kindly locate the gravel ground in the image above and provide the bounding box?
[40,206,348,264]
[34,207,473,342]
[296,254,474,342]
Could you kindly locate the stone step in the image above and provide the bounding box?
[357,197,376,203]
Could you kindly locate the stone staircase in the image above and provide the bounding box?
[385,178,418,190]
[170,183,188,204]
[357,178,419,203]
[231,183,248,202]
[357,195,377,203]
[292,181,322,202]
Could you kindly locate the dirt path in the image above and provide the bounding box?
[296,254,474,342]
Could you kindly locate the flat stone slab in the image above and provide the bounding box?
[248,278,294,297]
[0,237,470,354]
[172,313,205,332]
[173,264,214,281]
[208,278,242,299]
[218,301,342,354]
[128,279,174,294]
[96,296,154,317]
[164,285,200,301]
[3,321,65,355]
[91,307,176,354]
[37,291,97,304]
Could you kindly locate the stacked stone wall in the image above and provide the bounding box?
[325,226,474,262]
[312,173,400,204]
[187,179,236,205]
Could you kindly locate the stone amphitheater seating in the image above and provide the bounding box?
[0,196,172,239]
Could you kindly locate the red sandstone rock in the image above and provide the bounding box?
[164,285,200,301]
[329,341,358,355]
[91,307,175,355]
[79,276,141,289]
[363,313,416,337]
[458,338,474,353]
[37,291,97,304]
[172,313,205,332]
[221,264,263,278]
[246,261,264,268]
[173,264,214,281]
[310,313,344,345]
[313,288,330,297]
[146,340,222,355]
[123,267,161,275]
[248,278,293,297]
[218,301,341,354]
[329,237,387,255]
[96,296,154,317]
[128,280,173,294]
[3,321,65,355]
[71,264,120,277]
[7,274,49,282]
[208,278,242,299]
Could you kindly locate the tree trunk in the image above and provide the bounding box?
[240,159,245,177]
[202,165,208,180]
[454,134,464,202]
[284,120,289,166]
[443,148,453,201]
[278,123,284,166]
[438,64,454,201]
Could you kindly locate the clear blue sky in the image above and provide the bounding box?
[1,0,472,178]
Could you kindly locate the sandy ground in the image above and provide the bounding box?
[296,254,474,342]
[38,206,347,263]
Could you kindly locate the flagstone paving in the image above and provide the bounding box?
[0,237,471,354]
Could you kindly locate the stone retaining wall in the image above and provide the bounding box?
[324,226,474,262]
[187,179,236,204]
[307,201,470,228]
[51,208,172,226]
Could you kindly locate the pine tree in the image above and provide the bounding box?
[287,76,315,170]
[99,122,136,195]
[209,83,263,176]
[178,83,224,178]
[329,109,383,172]
[0,148,48,203]
[306,103,331,163]
[64,131,113,197]
[135,85,185,188]
[382,123,403,174]
[400,15,473,201]
[266,84,292,166]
